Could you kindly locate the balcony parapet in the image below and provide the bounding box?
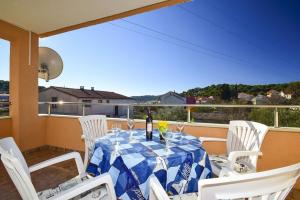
[37,113,300,133]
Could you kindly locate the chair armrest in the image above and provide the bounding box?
[199,137,227,144]
[149,176,170,200]
[29,152,84,175]
[52,173,116,200]
[228,151,262,170]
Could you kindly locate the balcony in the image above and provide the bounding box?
[1,102,300,199]
[0,1,300,199]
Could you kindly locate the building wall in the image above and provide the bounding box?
[39,88,79,114]
[0,117,12,138]
[87,99,136,117]
[0,20,45,150]
[44,115,84,151]
[39,88,136,117]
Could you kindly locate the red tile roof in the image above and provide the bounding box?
[44,86,131,99]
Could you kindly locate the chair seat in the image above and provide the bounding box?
[171,192,198,200]
[38,174,108,200]
[210,155,255,176]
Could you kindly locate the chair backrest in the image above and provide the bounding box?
[149,163,300,200]
[0,137,30,176]
[78,115,108,170]
[227,120,269,167]
[0,140,39,200]
[198,162,300,200]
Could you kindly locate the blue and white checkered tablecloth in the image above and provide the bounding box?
[87,129,212,200]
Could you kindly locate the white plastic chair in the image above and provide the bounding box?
[0,137,116,200]
[199,120,269,176]
[149,162,300,200]
[79,115,108,170]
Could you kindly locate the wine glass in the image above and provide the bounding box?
[127,119,134,140]
[176,121,185,133]
[112,123,122,155]
[162,128,173,152]
[176,121,185,141]
[112,123,121,146]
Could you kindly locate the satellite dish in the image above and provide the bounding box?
[38,47,63,82]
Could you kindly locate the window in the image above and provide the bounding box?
[51,97,58,108]
[82,99,92,107]
[98,100,102,103]
[106,100,110,103]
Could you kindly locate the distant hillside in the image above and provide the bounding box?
[182,82,300,98]
[0,80,46,93]
[131,95,158,103]
[0,80,9,93]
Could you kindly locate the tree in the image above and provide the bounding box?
[220,84,231,101]
[230,84,238,100]
[0,80,9,93]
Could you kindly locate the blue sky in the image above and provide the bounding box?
[0,0,299,96]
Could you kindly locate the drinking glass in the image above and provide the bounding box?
[127,119,135,139]
[176,121,185,141]
[176,121,185,133]
[112,123,121,146]
[162,128,173,152]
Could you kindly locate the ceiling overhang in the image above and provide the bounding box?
[0,0,188,38]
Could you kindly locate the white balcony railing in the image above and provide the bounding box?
[37,102,300,128]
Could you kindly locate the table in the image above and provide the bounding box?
[87,129,212,200]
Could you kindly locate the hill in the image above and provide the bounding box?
[181,82,300,100]
[0,80,46,93]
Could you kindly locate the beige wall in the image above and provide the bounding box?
[44,115,300,188]
[44,116,84,151]
[0,20,45,150]
[1,113,299,188]
[0,117,12,138]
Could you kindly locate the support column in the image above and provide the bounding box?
[0,20,44,150]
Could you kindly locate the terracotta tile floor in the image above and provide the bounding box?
[0,147,299,200]
[0,147,81,200]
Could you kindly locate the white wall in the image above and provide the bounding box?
[86,99,136,117]
[39,88,79,114]
[39,88,136,117]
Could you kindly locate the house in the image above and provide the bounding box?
[186,96,196,104]
[251,95,270,105]
[196,96,215,104]
[280,91,292,100]
[267,89,286,104]
[156,91,185,104]
[267,90,281,98]
[39,86,136,117]
[238,93,254,102]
